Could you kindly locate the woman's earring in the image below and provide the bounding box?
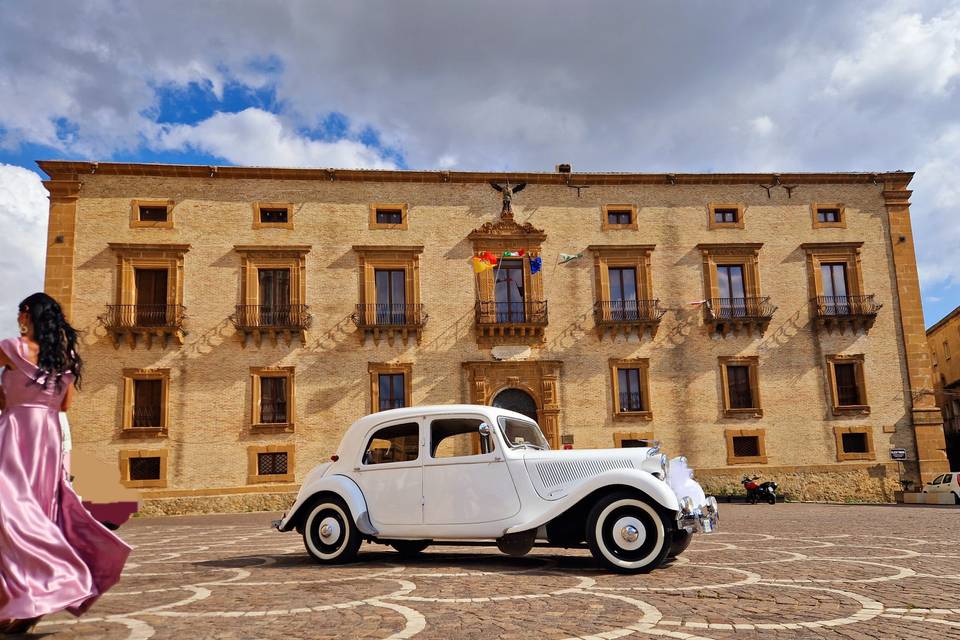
[18,323,28,336]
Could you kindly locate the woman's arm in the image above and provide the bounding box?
[61,382,75,411]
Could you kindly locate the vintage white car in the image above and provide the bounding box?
[274,405,718,573]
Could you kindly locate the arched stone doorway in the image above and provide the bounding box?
[462,360,562,448]
[492,388,538,422]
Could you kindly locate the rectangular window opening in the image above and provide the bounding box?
[726,365,754,409]
[129,456,161,481]
[132,379,163,428]
[494,259,525,322]
[374,269,407,324]
[617,367,645,412]
[378,373,406,411]
[732,435,760,458]
[375,208,404,225]
[714,208,739,224]
[259,376,288,424]
[834,363,861,406]
[138,205,168,222]
[257,452,288,475]
[607,209,633,225]
[259,208,289,224]
[841,432,869,454]
[817,208,841,223]
[619,439,652,448]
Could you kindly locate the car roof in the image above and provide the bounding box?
[336,404,536,455]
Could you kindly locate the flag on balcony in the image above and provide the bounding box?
[470,251,499,273]
[559,252,582,264]
[529,256,542,274]
[502,249,526,257]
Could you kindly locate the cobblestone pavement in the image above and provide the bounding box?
[33,503,960,639]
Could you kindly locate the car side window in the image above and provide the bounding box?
[362,422,419,465]
[931,475,944,485]
[944,474,954,483]
[430,418,490,458]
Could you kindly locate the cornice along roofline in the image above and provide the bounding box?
[926,304,960,336]
[35,160,915,187]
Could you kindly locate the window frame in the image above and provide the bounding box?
[368,362,413,414]
[601,204,638,231]
[360,420,421,467]
[353,245,424,340]
[718,356,762,418]
[609,358,653,420]
[253,202,294,230]
[130,199,175,229]
[833,426,875,461]
[427,415,495,461]
[811,203,847,229]
[247,444,295,483]
[725,428,768,465]
[121,368,170,436]
[369,203,409,230]
[825,354,870,416]
[708,203,746,230]
[588,245,657,333]
[250,366,296,432]
[119,448,168,488]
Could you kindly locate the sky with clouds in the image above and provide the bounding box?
[0,0,958,338]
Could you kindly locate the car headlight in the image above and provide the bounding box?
[680,496,695,514]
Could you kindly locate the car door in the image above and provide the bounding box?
[938,473,954,495]
[421,414,521,525]
[925,474,944,493]
[352,419,423,526]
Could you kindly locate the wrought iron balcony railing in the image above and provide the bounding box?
[231,304,312,331]
[705,297,777,321]
[812,295,882,318]
[594,299,665,325]
[475,300,549,325]
[103,304,185,329]
[352,303,428,328]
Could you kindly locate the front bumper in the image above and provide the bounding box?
[678,496,719,533]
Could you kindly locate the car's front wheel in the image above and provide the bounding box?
[586,492,673,573]
[302,496,362,564]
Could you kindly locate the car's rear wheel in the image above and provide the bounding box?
[302,496,362,564]
[389,540,430,557]
[586,492,673,573]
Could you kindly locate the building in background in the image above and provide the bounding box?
[928,305,960,470]
[38,160,949,513]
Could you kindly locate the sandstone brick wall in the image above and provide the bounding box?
[59,172,919,508]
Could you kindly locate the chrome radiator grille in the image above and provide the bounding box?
[535,458,635,488]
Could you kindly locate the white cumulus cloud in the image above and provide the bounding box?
[154,108,397,169]
[0,165,48,338]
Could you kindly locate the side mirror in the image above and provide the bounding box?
[479,423,493,454]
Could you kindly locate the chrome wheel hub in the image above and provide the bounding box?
[612,516,645,550]
[318,516,341,544]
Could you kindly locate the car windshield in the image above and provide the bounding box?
[498,417,550,450]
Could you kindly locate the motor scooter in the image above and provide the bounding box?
[741,475,777,505]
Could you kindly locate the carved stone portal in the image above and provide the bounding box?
[462,360,563,448]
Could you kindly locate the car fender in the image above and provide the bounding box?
[505,468,680,535]
[278,473,377,535]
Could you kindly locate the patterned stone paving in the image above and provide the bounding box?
[32,503,960,639]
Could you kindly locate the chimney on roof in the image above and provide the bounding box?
[556,163,572,173]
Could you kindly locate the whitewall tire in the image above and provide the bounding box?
[586,492,673,573]
[302,497,362,564]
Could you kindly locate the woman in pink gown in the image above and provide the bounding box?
[0,293,130,634]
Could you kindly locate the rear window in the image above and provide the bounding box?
[362,422,419,465]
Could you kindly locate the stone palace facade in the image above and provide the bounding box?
[37,160,948,513]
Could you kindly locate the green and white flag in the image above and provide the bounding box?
[558,252,582,264]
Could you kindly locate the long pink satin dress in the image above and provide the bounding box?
[0,337,131,619]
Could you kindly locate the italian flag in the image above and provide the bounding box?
[502,250,526,257]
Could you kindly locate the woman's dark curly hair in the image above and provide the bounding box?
[18,292,82,391]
